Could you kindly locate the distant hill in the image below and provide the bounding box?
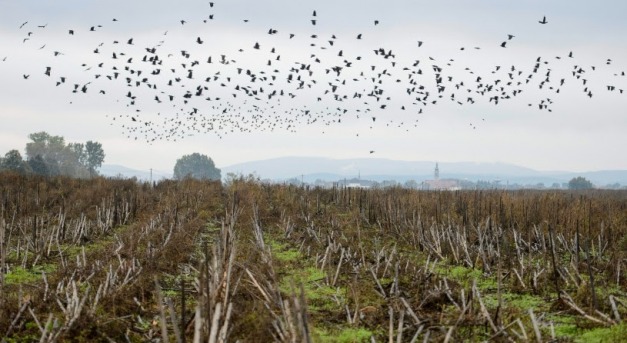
[99,158,627,187]
[99,164,172,181]
[222,157,537,179]
[221,156,627,186]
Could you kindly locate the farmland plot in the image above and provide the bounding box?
[1,174,626,342]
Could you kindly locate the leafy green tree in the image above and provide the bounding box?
[26,131,66,163]
[2,150,30,174]
[606,183,621,189]
[24,132,103,178]
[404,180,419,189]
[568,176,594,190]
[28,155,49,176]
[85,141,105,176]
[173,153,221,180]
[45,157,61,176]
[68,143,87,166]
[26,131,67,176]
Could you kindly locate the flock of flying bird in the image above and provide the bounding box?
[3,3,626,145]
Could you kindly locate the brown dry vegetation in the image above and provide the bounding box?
[0,172,626,342]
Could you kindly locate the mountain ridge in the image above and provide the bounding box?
[220,157,627,185]
[99,157,627,186]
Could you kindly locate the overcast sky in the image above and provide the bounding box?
[1,0,626,173]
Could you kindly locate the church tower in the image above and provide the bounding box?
[434,162,440,180]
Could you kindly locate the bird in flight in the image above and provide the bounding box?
[5,5,622,144]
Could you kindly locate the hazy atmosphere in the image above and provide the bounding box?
[2,2,627,341]
[1,0,627,173]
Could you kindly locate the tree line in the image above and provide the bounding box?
[0,131,105,178]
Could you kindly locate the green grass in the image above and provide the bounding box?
[554,324,579,338]
[504,293,545,309]
[274,247,302,263]
[268,238,302,263]
[279,266,341,312]
[575,322,627,343]
[313,326,373,343]
[270,235,340,311]
[4,264,56,285]
[437,264,497,290]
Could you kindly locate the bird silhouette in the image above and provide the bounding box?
[4,5,622,144]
